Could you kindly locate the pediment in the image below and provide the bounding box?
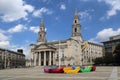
[35,44,56,50]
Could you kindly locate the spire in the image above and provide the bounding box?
[39,19,45,32]
[71,9,82,41]
[74,9,79,19]
[37,19,47,44]
[40,19,44,27]
[73,9,80,24]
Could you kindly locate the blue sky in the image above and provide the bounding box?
[0,0,120,58]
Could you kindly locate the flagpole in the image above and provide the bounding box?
[59,40,61,68]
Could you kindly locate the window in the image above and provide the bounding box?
[75,28,77,32]
[57,54,59,58]
[75,20,77,23]
[62,49,64,58]
[0,56,2,60]
[40,34,41,38]
[62,53,64,58]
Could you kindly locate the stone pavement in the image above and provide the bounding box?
[0,66,120,80]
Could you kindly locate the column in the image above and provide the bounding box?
[39,52,41,66]
[2,52,4,60]
[4,55,6,68]
[53,52,55,65]
[7,58,10,68]
[44,51,46,66]
[34,53,36,66]
[49,51,51,66]
[37,53,38,66]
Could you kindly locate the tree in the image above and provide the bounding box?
[103,52,114,65]
[94,57,103,65]
[113,43,120,64]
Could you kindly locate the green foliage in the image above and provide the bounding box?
[94,57,103,65]
[94,52,114,65]
[113,43,120,64]
[94,43,120,65]
[103,52,114,64]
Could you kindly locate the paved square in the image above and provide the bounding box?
[0,66,120,80]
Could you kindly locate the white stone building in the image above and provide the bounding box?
[82,42,103,65]
[29,10,103,66]
[0,48,25,69]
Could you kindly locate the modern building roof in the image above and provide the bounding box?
[110,35,120,41]
[102,39,120,43]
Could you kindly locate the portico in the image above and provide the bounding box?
[33,46,56,66]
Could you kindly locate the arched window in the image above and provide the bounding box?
[75,20,77,23]
[75,28,77,32]
[40,34,41,38]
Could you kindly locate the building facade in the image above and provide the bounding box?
[29,10,103,66]
[82,42,103,65]
[0,48,25,69]
[102,35,120,54]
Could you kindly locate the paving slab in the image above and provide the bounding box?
[0,66,120,80]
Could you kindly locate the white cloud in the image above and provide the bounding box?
[0,33,9,41]
[98,0,120,19]
[0,41,10,48]
[33,7,53,17]
[0,29,5,33]
[96,28,120,41]
[89,28,120,42]
[0,28,28,58]
[0,38,29,59]
[29,26,47,33]
[0,40,28,59]
[0,31,9,41]
[0,28,10,41]
[0,0,34,22]
[60,4,66,10]
[45,28,47,32]
[78,9,94,21]
[8,24,27,33]
[24,4,34,13]
[29,26,39,33]
[0,29,12,49]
